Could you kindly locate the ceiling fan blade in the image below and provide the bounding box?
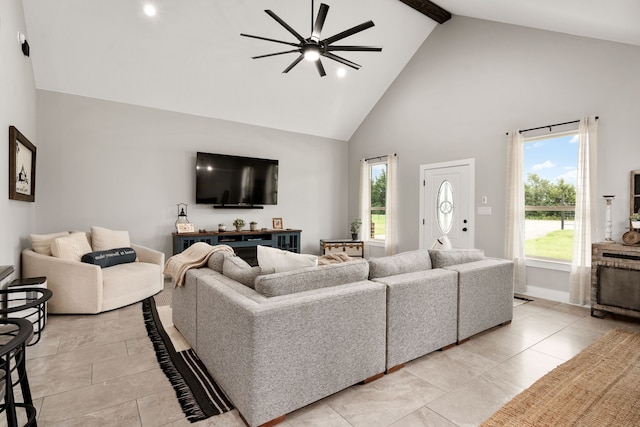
[326,45,382,52]
[265,10,306,43]
[322,21,375,45]
[316,58,327,77]
[252,50,300,59]
[312,3,330,41]
[241,33,300,47]
[324,52,361,70]
[283,54,304,73]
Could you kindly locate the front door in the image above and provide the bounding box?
[420,159,475,249]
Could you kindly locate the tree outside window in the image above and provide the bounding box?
[369,163,387,240]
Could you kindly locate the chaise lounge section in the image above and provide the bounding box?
[173,255,386,427]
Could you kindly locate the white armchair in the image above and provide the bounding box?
[21,228,164,314]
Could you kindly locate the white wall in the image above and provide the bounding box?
[0,0,37,270]
[35,90,349,258]
[349,16,640,296]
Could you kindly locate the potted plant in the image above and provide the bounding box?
[630,213,640,230]
[218,223,226,232]
[350,218,362,240]
[233,218,245,232]
[250,221,258,231]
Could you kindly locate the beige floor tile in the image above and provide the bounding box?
[29,363,92,400]
[27,341,128,377]
[92,350,160,383]
[456,327,539,363]
[328,369,445,427]
[280,402,352,427]
[480,348,563,389]
[389,406,458,427]
[405,346,497,392]
[137,389,187,427]
[38,368,172,424]
[42,400,142,427]
[529,328,601,360]
[126,335,156,355]
[426,376,523,427]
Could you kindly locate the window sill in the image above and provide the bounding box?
[525,258,571,272]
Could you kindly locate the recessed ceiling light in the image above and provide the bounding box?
[337,68,347,78]
[143,4,157,17]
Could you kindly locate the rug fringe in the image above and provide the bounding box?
[143,298,209,422]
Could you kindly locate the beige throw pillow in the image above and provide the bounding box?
[30,231,70,256]
[91,226,131,252]
[257,245,318,273]
[50,232,93,262]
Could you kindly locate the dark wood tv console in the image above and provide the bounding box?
[172,229,301,265]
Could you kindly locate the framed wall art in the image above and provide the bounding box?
[272,218,283,230]
[9,126,36,202]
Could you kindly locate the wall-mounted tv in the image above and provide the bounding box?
[196,152,278,207]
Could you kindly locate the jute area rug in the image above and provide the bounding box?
[482,329,640,426]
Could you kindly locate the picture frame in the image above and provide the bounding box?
[176,223,195,234]
[272,218,283,230]
[9,126,36,202]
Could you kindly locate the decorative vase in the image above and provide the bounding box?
[235,226,243,232]
[250,223,258,231]
[218,225,226,232]
[351,233,358,240]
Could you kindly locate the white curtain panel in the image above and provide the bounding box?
[506,131,527,293]
[385,154,398,255]
[359,159,371,258]
[569,116,598,305]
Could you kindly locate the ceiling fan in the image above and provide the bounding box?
[241,0,382,77]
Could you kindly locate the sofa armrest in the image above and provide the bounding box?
[131,243,164,266]
[21,249,103,314]
[196,277,387,427]
[445,258,514,341]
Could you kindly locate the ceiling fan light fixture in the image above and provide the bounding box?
[303,45,321,62]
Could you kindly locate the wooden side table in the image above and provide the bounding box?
[320,239,364,257]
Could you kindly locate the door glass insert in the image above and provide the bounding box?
[437,180,454,234]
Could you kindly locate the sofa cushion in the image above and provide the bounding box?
[257,245,318,273]
[207,251,227,273]
[91,226,131,252]
[255,258,369,297]
[368,249,432,279]
[81,247,137,268]
[222,255,263,289]
[51,232,93,262]
[429,249,485,268]
[30,231,70,256]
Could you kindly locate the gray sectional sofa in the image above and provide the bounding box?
[172,248,514,427]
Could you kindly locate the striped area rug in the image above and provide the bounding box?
[142,297,234,422]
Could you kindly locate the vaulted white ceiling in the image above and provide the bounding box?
[22,0,640,141]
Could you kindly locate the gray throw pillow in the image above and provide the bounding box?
[207,251,227,273]
[222,255,262,289]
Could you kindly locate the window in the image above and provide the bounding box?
[523,132,579,261]
[368,159,387,241]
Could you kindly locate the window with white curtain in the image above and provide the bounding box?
[367,158,388,242]
[523,131,579,261]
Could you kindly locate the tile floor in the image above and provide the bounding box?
[12,293,640,427]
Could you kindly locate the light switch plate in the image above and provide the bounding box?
[478,207,492,215]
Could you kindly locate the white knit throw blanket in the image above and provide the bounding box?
[164,242,234,287]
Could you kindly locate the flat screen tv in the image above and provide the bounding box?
[196,152,278,206]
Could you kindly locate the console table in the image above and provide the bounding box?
[591,242,640,318]
[320,239,364,258]
[173,229,301,264]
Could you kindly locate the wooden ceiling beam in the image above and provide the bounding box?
[398,0,451,24]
